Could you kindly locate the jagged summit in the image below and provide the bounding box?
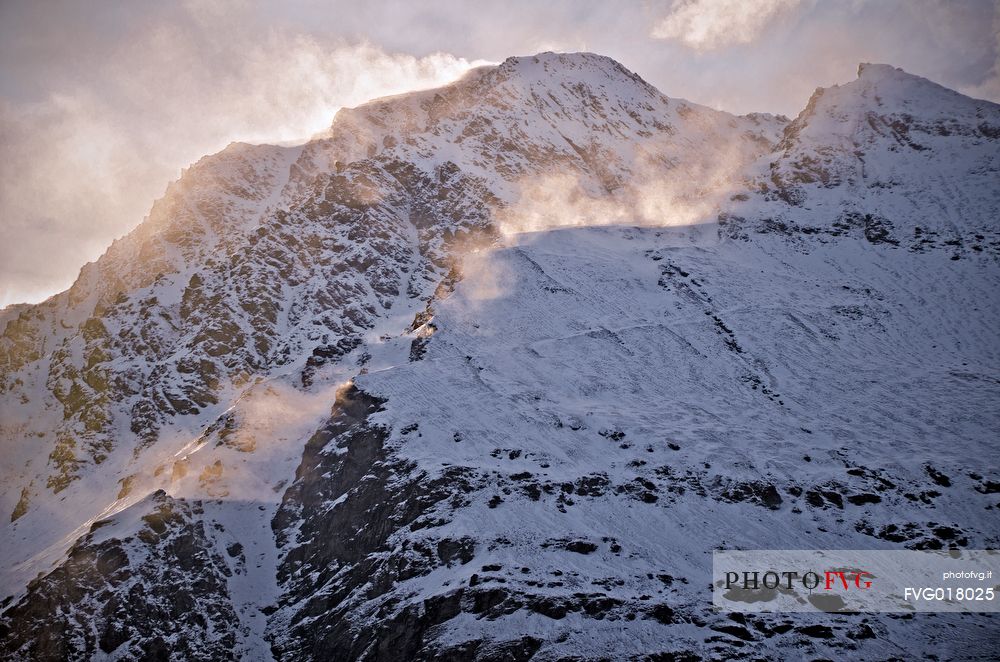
[307,51,784,208]
[493,51,657,89]
[852,61,997,105]
[800,61,1000,126]
[336,51,658,116]
[757,58,1000,221]
[856,62,904,79]
[326,50,684,142]
[500,50,623,68]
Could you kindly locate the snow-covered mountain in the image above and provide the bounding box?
[1,52,998,660]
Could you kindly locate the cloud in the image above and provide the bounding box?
[496,170,730,239]
[955,3,1000,101]
[0,5,485,307]
[651,0,803,51]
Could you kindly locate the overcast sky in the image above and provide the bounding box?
[1,0,997,307]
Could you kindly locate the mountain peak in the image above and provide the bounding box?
[499,51,623,71]
[490,51,657,94]
[316,49,782,196]
[856,62,905,80]
[845,61,995,113]
[782,60,997,148]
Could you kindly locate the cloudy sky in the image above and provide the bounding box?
[1,0,997,307]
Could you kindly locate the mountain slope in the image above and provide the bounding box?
[1,53,998,660]
[269,223,996,659]
[736,62,1000,249]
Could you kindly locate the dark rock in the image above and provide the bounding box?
[564,540,598,554]
[797,624,835,639]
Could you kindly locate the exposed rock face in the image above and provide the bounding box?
[0,492,237,661]
[270,385,484,660]
[1,53,999,660]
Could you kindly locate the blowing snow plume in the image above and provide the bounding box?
[0,12,486,308]
[497,139,764,235]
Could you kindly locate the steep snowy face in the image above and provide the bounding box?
[266,224,999,660]
[1,54,998,660]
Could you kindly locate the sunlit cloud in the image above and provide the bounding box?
[957,6,1000,101]
[108,377,353,506]
[651,0,804,51]
[498,128,765,235]
[158,379,347,503]
[0,6,486,308]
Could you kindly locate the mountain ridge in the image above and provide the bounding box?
[1,52,998,660]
